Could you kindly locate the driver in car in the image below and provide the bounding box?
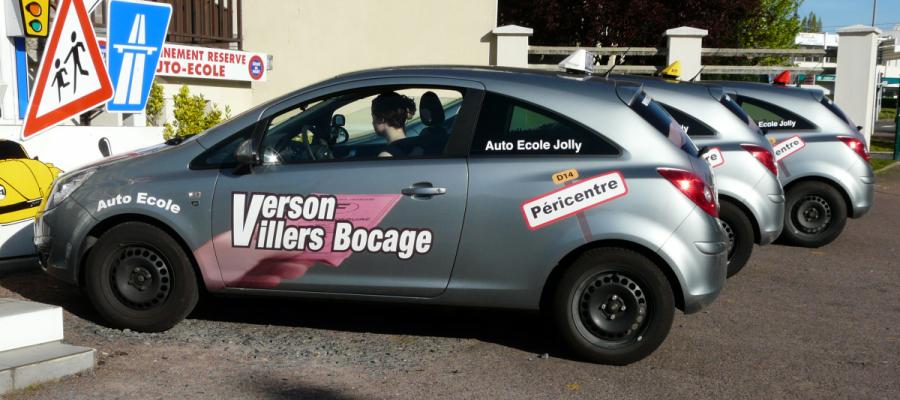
[371,92,417,157]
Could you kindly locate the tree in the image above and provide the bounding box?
[499,0,802,48]
[737,0,802,49]
[800,11,822,32]
[163,85,230,140]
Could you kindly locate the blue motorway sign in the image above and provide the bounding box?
[105,0,171,113]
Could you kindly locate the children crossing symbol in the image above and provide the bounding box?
[21,0,112,139]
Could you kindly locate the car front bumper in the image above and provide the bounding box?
[34,198,96,285]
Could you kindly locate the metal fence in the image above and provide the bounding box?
[528,46,828,75]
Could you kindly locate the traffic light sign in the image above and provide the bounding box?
[20,0,49,37]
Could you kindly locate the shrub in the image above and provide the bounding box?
[163,85,231,140]
[145,81,164,127]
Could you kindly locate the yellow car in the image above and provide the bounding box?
[0,140,62,224]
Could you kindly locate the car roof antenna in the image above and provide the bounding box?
[604,47,631,78]
[689,48,719,82]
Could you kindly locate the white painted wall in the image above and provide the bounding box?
[242,0,498,104]
[0,125,164,171]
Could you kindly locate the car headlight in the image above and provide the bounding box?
[46,168,96,210]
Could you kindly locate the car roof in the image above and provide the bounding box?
[603,75,714,97]
[702,80,823,102]
[259,65,640,108]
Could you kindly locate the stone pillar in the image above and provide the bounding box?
[835,25,882,145]
[492,25,533,68]
[665,26,708,81]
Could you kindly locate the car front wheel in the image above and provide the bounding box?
[552,247,674,365]
[84,222,199,332]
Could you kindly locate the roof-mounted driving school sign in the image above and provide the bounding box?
[105,0,172,113]
[21,0,113,139]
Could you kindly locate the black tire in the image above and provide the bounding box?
[780,181,848,248]
[84,222,199,332]
[552,247,674,365]
[719,201,754,278]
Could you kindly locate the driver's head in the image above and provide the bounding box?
[371,92,416,136]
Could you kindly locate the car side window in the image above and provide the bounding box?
[0,140,29,159]
[470,93,618,156]
[660,103,716,137]
[259,87,466,164]
[735,95,816,131]
[630,93,699,157]
[190,124,257,169]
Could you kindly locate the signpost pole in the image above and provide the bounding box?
[893,101,899,161]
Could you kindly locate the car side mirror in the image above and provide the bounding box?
[697,146,711,157]
[333,127,349,144]
[856,125,863,132]
[235,139,259,166]
[98,137,111,157]
[332,114,345,127]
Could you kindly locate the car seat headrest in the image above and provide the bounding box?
[419,91,445,126]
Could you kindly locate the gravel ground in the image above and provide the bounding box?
[2,167,899,399]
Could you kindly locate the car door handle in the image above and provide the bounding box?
[401,184,447,197]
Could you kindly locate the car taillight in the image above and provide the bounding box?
[741,144,778,176]
[657,168,718,217]
[837,136,870,161]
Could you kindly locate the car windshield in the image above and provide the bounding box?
[631,92,699,157]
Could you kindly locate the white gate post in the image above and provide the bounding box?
[492,25,533,68]
[665,27,707,81]
[835,25,882,145]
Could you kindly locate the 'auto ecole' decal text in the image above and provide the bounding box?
[773,135,805,161]
[522,171,628,230]
[702,147,725,168]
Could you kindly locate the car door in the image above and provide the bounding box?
[209,79,484,297]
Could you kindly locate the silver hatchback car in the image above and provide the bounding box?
[35,67,726,364]
[708,81,874,247]
[610,76,784,277]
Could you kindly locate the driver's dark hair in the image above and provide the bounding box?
[371,92,416,129]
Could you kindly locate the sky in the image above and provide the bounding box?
[799,0,900,32]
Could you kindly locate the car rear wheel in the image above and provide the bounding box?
[719,201,754,278]
[552,247,674,365]
[780,181,847,248]
[85,222,198,332]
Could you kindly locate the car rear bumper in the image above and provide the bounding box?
[757,193,785,245]
[658,208,728,314]
[847,160,875,218]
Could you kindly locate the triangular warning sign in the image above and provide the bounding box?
[22,0,113,139]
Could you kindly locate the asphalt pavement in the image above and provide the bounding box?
[1,168,898,399]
